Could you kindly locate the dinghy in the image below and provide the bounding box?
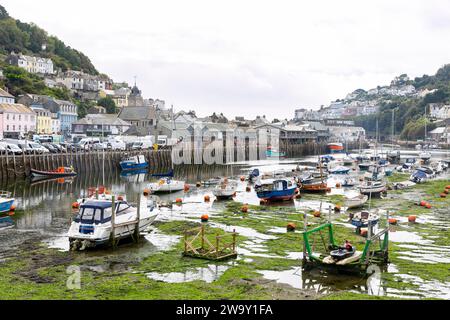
[148,177,185,193]
[330,247,356,261]
[350,210,380,228]
[213,179,237,200]
[344,194,368,209]
[31,166,77,178]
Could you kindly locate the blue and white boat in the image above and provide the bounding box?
[0,191,15,214]
[68,197,159,250]
[255,178,297,201]
[119,155,148,171]
[266,148,286,158]
[329,166,350,174]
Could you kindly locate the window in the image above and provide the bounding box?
[80,207,95,223]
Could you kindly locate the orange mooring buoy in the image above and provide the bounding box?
[246,186,251,192]
[388,218,398,225]
[72,202,79,209]
[240,176,245,182]
[425,203,432,209]
[184,184,190,192]
[201,214,209,222]
[143,188,150,196]
[175,198,183,204]
[408,215,417,223]
[204,195,211,202]
[440,193,447,198]
[334,205,341,212]
[117,195,124,201]
[287,223,296,232]
[241,204,249,213]
[360,228,368,237]
[313,210,321,218]
[420,200,427,207]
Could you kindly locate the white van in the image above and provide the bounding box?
[107,137,126,151]
[77,138,101,151]
[131,140,153,150]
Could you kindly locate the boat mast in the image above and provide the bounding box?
[391,109,395,151]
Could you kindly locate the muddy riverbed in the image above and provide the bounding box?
[0,150,449,300]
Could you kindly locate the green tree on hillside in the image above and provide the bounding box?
[97,97,117,114]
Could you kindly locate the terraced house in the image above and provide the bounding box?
[0,103,36,139]
[6,52,54,75]
[42,99,78,135]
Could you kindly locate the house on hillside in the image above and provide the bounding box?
[0,88,15,104]
[6,52,54,75]
[72,114,131,136]
[42,99,78,135]
[118,106,156,135]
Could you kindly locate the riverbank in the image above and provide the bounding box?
[0,173,448,300]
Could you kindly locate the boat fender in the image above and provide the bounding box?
[72,202,79,209]
[143,189,151,196]
[9,205,16,211]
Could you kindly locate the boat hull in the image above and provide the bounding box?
[119,161,148,171]
[31,169,77,178]
[256,188,297,201]
[0,199,14,213]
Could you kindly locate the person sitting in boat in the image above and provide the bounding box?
[344,240,353,251]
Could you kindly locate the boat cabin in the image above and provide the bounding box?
[74,201,132,226]
[257,179,294,191]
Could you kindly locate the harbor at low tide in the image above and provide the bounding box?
[0,148,449,300]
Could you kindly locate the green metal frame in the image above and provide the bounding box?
[303,222,389,267]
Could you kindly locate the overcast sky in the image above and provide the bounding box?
[2,0,450,119]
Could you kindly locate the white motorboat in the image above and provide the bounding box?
[350,210,380,228]
[419,152,431,161]
[344,194,368,209]
[148,177,185,193]
[359,180,386,196]
[68,197,158,250]
[212,179,237,200]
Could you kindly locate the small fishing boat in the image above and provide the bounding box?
[342,177,357,187]
[31,166,77,178]
[0,191,15,214]
[344,194,368,209]
[419,151,431,161]
[213,179,237,200]
[410,167,435,184]
[255,178,297,201]
[68,198,158,250]
[266,147,286,158]
[119,155,148,171]
[350,211,380,228]
[299,177,328,193]
[329,166,350,174]
[343,155,354,166]
[358,162,372,171]
[359,180,386,196]
[330,247,356,261]
[327,143,344,153]
[248,169,260,183]
[148,177,185,193]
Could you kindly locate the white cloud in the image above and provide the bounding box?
[2,0,450,119]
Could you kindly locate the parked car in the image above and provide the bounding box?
[50,143,66,153]
[42,143,59,153]
[18,143,34,154]
[0,142,23,155]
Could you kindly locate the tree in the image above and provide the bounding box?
[97,97,117,114]
[0,5,9,20]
